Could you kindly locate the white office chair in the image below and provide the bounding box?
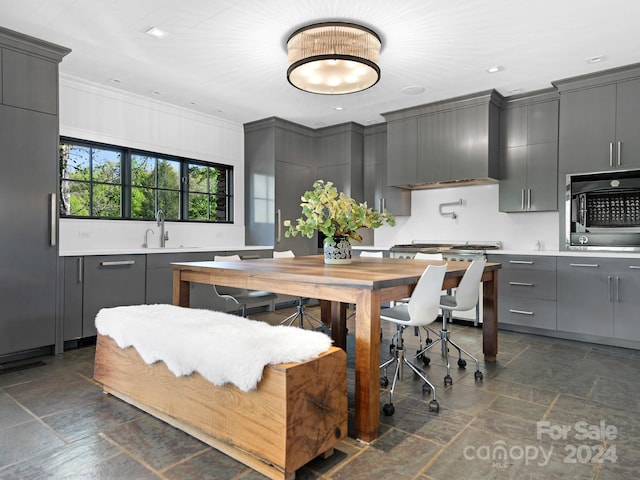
[272,250,324,330]
[379,263,447,416]
[417,260,485,386]
[212,255,277,317]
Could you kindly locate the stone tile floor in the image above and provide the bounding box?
[1,305,639,479]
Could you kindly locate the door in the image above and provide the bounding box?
[615,78,640,169]
[0,105,58,356]
[275,161,315,255]
[612,260,640,342]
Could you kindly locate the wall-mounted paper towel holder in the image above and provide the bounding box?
[439,198,463,219]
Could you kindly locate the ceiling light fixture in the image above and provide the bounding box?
[145,26,168,38]
[286,22,381,95]
[486,66,503,73]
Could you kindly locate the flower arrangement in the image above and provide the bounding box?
[283,180,395,243]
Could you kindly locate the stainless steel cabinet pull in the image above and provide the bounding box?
[100,260,135,266]
[521,189,525,210]
[509,309,533,315]
[569,263,599,268]
[77,257,83,283]
[527,189,531,210]
[509,282,534,287]
[608,276,612,301]
[629,265,640,269]
[617,141,622,166]
[50,193,57,246]
[616,277,620,302]
[509,260,534,265]
[276,208,281,244]
[609,142,614,166]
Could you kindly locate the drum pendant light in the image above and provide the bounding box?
[287,22,381,95]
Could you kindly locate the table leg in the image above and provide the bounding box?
[482,270,498,362]
[172,270,190,307]
[353,289,381,443]
[321,300,347,350]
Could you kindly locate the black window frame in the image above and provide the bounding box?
[59,137,234,223]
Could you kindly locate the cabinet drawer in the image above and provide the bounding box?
[489,255,556,271]
[499,269,556,300]
[499,296,557,330]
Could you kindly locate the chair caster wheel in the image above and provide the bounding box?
[380,376,389,387]
[429,400,439,413]
[422,355,431,366]
[474,370,483,381]
[422,383,431,395]
[444,375,453,386]
[457,359,467,368]
[426,338,433,345]
[389,344,395,354]
[383,403,395,416]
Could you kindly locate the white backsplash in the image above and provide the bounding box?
[373,184,560,251]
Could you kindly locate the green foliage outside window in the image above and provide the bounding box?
[59,138,233,222]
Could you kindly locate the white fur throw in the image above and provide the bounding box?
[95,304,333,392]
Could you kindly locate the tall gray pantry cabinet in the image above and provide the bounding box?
[0,28,70,359]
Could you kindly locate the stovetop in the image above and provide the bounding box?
[390,241,501,252]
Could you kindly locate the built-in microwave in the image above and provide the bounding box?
[566,169,640,251]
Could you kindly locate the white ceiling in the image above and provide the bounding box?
[2,0,640,128]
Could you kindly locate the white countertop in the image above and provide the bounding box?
[59,245,274,257]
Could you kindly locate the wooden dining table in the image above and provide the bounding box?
[170,255,501,443]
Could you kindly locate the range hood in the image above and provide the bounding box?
[399,177,499,190]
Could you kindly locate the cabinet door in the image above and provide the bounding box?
[82,255,146,337]
[63,257,84,342]
[528,100,558,145]
[499,146,527,212]
[451,105,490,180]
[2,48,58,114]
[0,105,58,356]
[500,105,527,149]
[558,84,616,173]
[615,78,640,169]
[612,261,640,342]
[417,113,451,182]
[556,258,613,337]
[526,142,558,212]
[387,117,417,186]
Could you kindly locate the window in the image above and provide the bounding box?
[59,138,233,222]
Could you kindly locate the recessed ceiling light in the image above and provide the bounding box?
[585,55,605,64]
[401,86,425,95]
[486,66,504,74]
[109,77,121,85]
[508,88,523,95]
[334,106,345,111]
[145,27,168,39]
[151,90,162,96]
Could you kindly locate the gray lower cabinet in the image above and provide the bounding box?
[557,257,640,342]
[63,257,84,341]
[81,255,146,338]
[488,255,557,331]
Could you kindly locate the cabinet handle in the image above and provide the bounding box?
[608,276,612,301]
[509,282,534,287]
[617,141,621,166]
[50,193,57,246]
[527,189,531,210]
[629,265,640,269]
[379,197,386,213]
[569,263,599,268]
[77,257,83,283]
[616,276,620,302]
[609,142,614,167]
[521,189,525,210]
[276,208,281,244]
[509,309,534,315]
[100,260,135,266]
[509,260,534,265]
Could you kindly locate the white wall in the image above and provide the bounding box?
[374,183,560,252]
[58,76,247,253]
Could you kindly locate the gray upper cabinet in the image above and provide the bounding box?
[499,91,559,212]
[363,123,411,216]
[385,116,417,186]
[384,90,502,188]
[555,64,640,173]
[0,27,70,359]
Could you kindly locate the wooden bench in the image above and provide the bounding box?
[94,333,347,480]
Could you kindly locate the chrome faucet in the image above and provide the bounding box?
[156,209,168,247]
[141,228,154,248]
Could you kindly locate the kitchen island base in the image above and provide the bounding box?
[94,334,347,480]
